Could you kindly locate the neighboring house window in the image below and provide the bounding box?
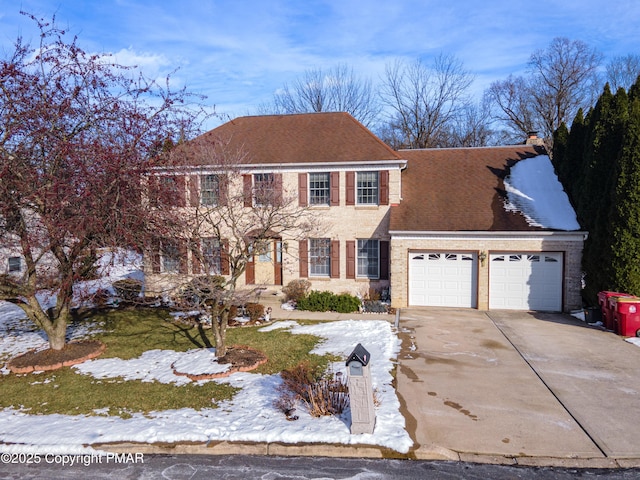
[8,257,21,273]
[357,239,379,278]
[162,240,181,273]
[309,238,331,276]
[309,173,330,205]
[202,238,222,274]
[357,171,379,205]
[200,174,220,206]
[254,173,274,206]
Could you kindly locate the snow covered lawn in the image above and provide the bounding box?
[0,301,412,455]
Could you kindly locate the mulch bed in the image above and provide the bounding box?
[5,340,106,374]
[172,345,268,381]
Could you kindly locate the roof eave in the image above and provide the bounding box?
[151,159,408,173]
[389,230,587,240]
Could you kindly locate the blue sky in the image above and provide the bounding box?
[1,1,639,128]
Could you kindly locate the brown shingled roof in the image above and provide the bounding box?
[181,112,401,165]
[390,145,548,232]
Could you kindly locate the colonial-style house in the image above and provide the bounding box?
[144,112,405,301]
[143,112,585,312]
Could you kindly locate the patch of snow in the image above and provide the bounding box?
[503,155,580,230]
[74,349,202,386]
[171,348,230,376]
[571,310,586,322]
[258,320,299,332]
[280,301,296,311]
[625,337,640,347]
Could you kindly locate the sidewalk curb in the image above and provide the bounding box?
[92,441,640,468]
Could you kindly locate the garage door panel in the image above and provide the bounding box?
[489,252,563,311]
[409,252,477,308]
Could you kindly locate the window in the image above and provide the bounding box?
[357,239,379,278]
[200,175,220,206]
[357,171,379,205]
[258,245,272,262]
[309,238,331,276]
[254,173,275,206]
[309,173,330,205]
[202,238,222,274]
[8,257,21,273]
[162,241,180,273]
[158,176,185,206]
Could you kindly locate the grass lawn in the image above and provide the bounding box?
[0,307,330,418]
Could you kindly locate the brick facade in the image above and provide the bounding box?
[143,113,586,313]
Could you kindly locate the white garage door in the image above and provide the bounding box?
[489,253,563,311]
[409,252,477,307]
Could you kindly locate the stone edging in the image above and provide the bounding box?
[6,340,106,374]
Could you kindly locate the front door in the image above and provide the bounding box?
[247,240,283,285]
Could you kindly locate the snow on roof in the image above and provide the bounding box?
[503,155,580,230]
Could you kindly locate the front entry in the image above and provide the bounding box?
[246,240,282,285]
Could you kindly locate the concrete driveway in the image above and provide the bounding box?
[396,308,640,467]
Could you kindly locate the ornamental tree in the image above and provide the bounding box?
[156,138,318,358]
[0,13,204,350]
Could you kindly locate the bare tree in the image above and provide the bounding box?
[379,54,474,149]
[445,99,496,147]
[486,37,602,144]
[0,13,203,351]
[265,64,381,127]
[529,37,602,135]
[485,75,538,144]
[606,54,640,92]
[162,139,317,358]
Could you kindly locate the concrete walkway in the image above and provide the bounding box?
[396,307,640,468]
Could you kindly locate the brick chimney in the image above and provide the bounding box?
[525,131,544,146]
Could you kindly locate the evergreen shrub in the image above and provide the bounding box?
[296,290,361,313]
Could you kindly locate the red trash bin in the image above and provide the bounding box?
[613,297,640,337]
[598,291,633,331]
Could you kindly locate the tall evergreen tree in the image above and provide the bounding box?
[552,122,569,183]
[564,84,630,303]
[610,85,640,295]
[564,108,586,208]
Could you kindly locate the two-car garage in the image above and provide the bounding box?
[409,251,564,312]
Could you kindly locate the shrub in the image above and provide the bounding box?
[282,279,311,303]
[331,293,361,313]
[363,300,388,313]
[365,287,381,301]
[112,279,142,302]
[278,362,349,418]
[296,290,361,313]
[296,290,334,312]
[245,303,265,322]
